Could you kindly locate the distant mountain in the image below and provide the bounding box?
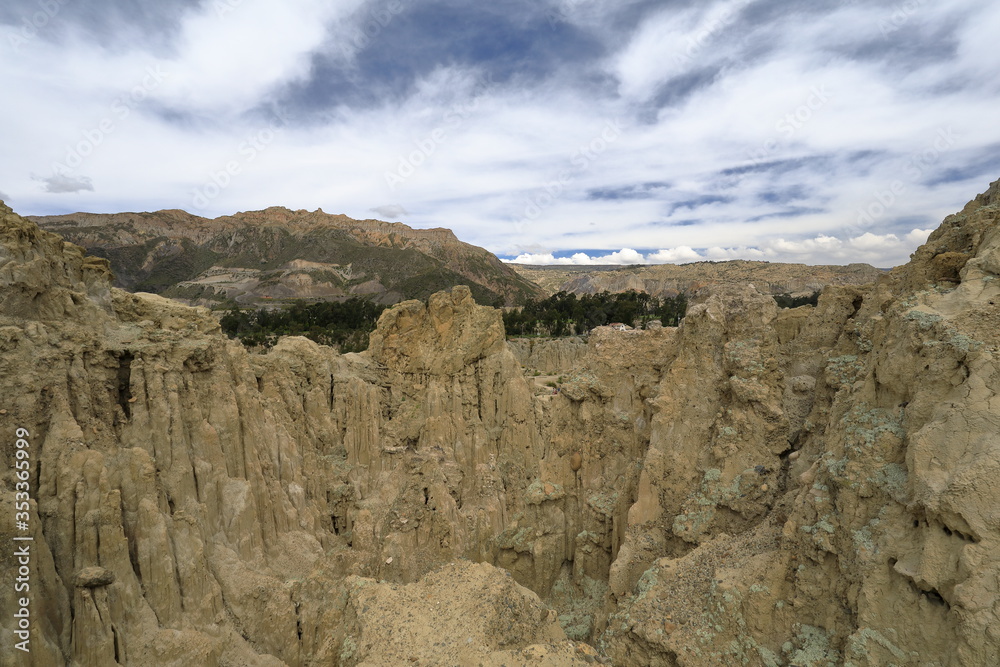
[509,260,886,298]
[30,207,544,307]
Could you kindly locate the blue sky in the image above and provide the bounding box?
[1,0,998,267]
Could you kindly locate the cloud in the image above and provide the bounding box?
[849,232,898,251]
[668,194,733,214]
[0,0,996,270]
[33,174,94,194]
[0,0,202,50]
[587,181,670,200]
[503,228,937,267]
[905,229,934,246]
[506,248,650,266]
[0,190,9,201]
[152,0,368,115]
[606,1,741,103]
[648,246,703,262]
[370,204,408,219]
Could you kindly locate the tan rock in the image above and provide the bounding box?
[73,567,116,588]
[319,562,590,665]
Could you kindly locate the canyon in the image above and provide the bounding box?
[1,178,999,665]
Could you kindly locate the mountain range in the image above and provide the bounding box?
[29,206,893,315]
[29,207,545,308]
[511,260,886,298]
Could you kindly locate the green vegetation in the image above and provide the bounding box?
[503,290,688,337]
[48,220,542,306]
[208,228,534,306]
[220,298,387,351]
[773,291,821,308]
[161,284,232,305]
[394,267,501,305]
[89,237,222,293]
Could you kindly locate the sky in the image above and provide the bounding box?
[1,0,998,268]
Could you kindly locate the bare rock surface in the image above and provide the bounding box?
[508,336,589,374]
[322,561,593,666]
[512,259,884,299]
[1,180,1000,665]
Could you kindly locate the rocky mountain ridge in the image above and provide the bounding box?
[511,259,885,298]
[1,178,998,665]
[28,206,544,308]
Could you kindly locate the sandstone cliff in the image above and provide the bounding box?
[508,337,589,374]
[1,179,999,666]
[0,204,587,664]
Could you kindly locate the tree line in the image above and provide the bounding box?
[219,289,817,350]
[503,291,688,337]
[220,298,387,351]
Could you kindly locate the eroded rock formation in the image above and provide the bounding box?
[603,179,1000,665]
[1,179,999,666]
[508,337,589,374]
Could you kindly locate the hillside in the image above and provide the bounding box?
[29,207,544,307]
[511,259,885,298]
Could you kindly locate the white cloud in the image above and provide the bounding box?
[601,248,647,264]
[648,246,703,263]
[905,229,934,246]
[508,252,559,265]
[506,248,650,266]
[157,0,365,114]
[849,232,898,251]
[704,246,765,260]
[609,0,750,102]
[503,227,939,268]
